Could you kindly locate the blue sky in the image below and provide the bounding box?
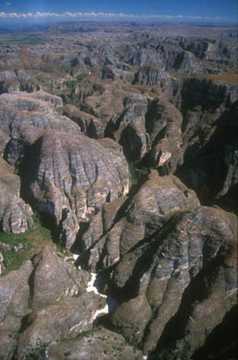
[0,0,237,22]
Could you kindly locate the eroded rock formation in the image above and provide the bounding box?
[0,158,33,234]
[0,23,237,360]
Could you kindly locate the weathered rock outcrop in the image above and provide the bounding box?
[21,251,105,359]
[106,93,149,162]
[122,35,203,74]
[0,129,9,155]
[83,81,127,132]
[0,71,19,94]
[134,66,171,88]
[17,292,105,360]
[0,158,33,234]
[0,90,81,167]
[48,327,144,360]
[0,70,35,95]
[0,261,33,360]
[0,245,111,359]
[31,245,89,310]
[0,27,237,360]
[0,91,129,247]
[63,103,104,138]
[0,90,76,135]
[76,171,199,272]
[146,96,183,173]
[110,206,237,358]
[28,131,129,249]
[106,94,183,172]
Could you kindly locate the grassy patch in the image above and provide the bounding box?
[207,72,238,85]
[0,217,53,274]
[174,72,238,85]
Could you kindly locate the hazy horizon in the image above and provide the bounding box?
[0,0,237,24]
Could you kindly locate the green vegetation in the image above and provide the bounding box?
[65,73,88,90]
[76,73,88,82]
[0,34,45,46]
[24,342,48,360]
[0,217,53,274]
[65,78,78,92]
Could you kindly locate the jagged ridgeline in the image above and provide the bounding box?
[0,22,237,360]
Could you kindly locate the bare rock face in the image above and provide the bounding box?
[134,66,171,88]
[31,245,89,310]
[0,129,9,155]
[17,292,105,360]
[0,91,81,168]
[0,33,237,360]
[0,70,35,94]
[83,82,126,131]
[14,247,107,360]
[0,90,80,167]
[0,252,4,275]
[217,143,238,198]
[106,94,183,172]
[146,96,183,172]
[109,206,237,358]
[110,173,200,290]
[0,71,20,94]
[0,261,33,360]
[0,245,110,360]
[29,130,129,249]
[106,93,149,162]
[0,27,238,360]
[0,158,33,234]
[145,207,237,355]
[112,294,152,346]
[123,34,205,74]
[0,91,129,248]
[48,327,144,360]
[63,103,105,138]
[77,171,199,272]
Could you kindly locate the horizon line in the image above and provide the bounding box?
[0,11,237,23]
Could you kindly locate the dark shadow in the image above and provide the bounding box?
[193,305,238,360]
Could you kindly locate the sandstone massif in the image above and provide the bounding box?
[0,22,237,360]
